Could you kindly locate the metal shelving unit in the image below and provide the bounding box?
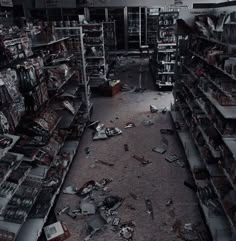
[149,11,178,88]
[80,23,107,88]
[172,30,236,241]
[53,26,91,114]
[0,31,90,241]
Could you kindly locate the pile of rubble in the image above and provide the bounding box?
[59,178,136,241]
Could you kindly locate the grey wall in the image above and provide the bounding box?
[16,0,219,10]
[12,0,226,20]
[78,0,217,8]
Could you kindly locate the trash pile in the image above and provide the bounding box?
[88,121,122,141]
[59,178,136,241]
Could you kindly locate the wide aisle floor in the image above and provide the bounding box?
[55,58,205,241]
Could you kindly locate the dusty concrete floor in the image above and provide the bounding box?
[55,58,205,241]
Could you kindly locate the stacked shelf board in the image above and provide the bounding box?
[147,8,159,47]
[172,33,236,241]
[149,11,178,88]
[54,22,107,88]
[127,7,140,49]
[140,7,146,47]
[0,35,89,241]
[156,42,176,87]
[170,110,233,241]
[150,42,176,87]
[15,140,81,241]
[80,23,107,88]
[53,26,91,114]
[0,135,32,241]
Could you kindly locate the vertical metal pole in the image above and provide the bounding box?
[145,7,148,46]
[105,8,109,22]
[124,7,128,51]
[84,7,90,21]
[114,21,117,50]
[60,8,63,21]
[139,7,141,48]
[80,27,90,115]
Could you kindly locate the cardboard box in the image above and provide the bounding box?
[100,80,121,97]
[44,221,70,241]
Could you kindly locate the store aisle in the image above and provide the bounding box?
[55,58,205,241]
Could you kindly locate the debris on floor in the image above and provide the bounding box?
[44,221,70,241]
[166,199,173,207]
[126,204,136,210]
[98,178,113,187]
[103,196,124,210]
[88,120,105,132]
[132,155,152,166]
[175,159,186,168]
[77,180,96,197]
[184,223,193,231]
[172,219,182,232]
[96,160,115,167]
[164,153,186,168]
[93,124,122,140]
[160,128,174,135]
[112,217,120,226]
[142,119,154,126]
[152,135,168,154]
[116,56,134,67]
[85,147,90,155]
[133,87,146,93]
[184,180,197,192]
[175,222,199,241]
[84,213,107,241]
[119,221,135,240]
[93,129,108,140]
[162,107,168,114]
[150,105,158,113]
[57,206,70,215]
[63,186,78,195]
[105,127,122,137]
[67,209,79,219]
[87,120,100,129]
[124,144,129,151]
[121,84,132,92]
[60,178,127,240]
[197,229,211,241]
[89,163,97,169]
[54,58,206,241]
[129,192,138,200]
[124,122,135,129]
[145,198,154,219]
[165,154,179,163]
[152,146,166,154]
[174,121,182,130]
[80,200,97,215]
